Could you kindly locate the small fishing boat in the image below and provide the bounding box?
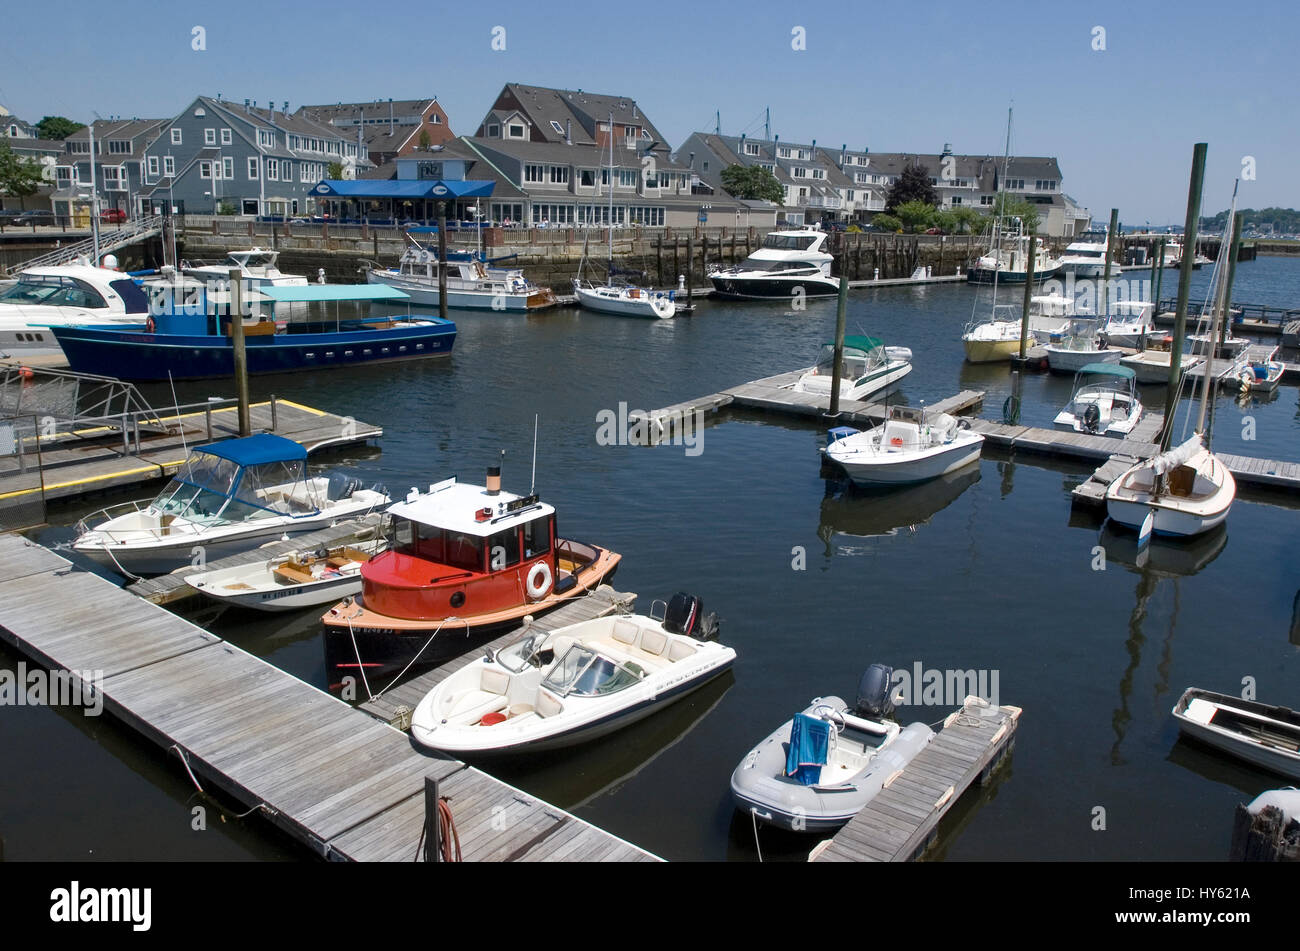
[409,594,734,754]
[50,275,456,381]
[824,404,984,486]
[1044,317,1123,373]
[1238,358,1284,394]
[322,465,621,684]
[708,229,839,300]
[794,335,912,400]
[1120,334,1202,385]
[966,217,1061,285]
[184,537,386,612]
[1172,688,1300,780]
[1053,363,1143,437]
[730,665,935,832]
[73,435,390,576]
[1102,300,1156,348]
[367,233,556,311]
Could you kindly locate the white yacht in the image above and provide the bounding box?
[367,239,556,311]
[0,260,152,357]
[1058,237,1120,278]
[794,335,912,401]
[182,248,308,288]
[1053,363,1143,437]
[708,229,839,300]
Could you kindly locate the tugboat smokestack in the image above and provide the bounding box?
[486,466,501,495]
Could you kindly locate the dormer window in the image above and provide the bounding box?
[488,124,500,137]
[508,123,525,138]
[744,143,759,156]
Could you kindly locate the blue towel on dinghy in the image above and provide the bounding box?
[785,713,830,785]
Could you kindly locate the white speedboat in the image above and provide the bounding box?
[72,434,389,576]
[1238,359,1284,394]
[1053,363,1143,437]
[368,240,556,311]
[708,229,839,299]
[730,666,935,832]
[409,594,735,754]
[1173,688,1300,780]
[1102,300,1156,348]
[0,260,152,357]
[1044,317,1123,373]
[184,537,386,612]
[1106,434,1235,537]
[572,278,675,319]
[825,404,984,486]
[1058,238,1119,278]
[1120,334,1202,385]
[183,248,307,288]
[794,335,912,400]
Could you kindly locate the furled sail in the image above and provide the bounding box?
[1150,434,1204,477]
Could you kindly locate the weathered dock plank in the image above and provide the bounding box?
[811,697,1020,863]
[0,534,658,862]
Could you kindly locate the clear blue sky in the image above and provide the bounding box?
[2,0,1294,224]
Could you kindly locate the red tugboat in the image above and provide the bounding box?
[322,466,620,686]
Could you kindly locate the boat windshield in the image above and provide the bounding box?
[148,454,317,525]
[814,344,874,377]
[496,629,548,674]
[760,234,817,251]
[0,274,108,309]
[737,258,820,272]
[228,253,276,269]
[542,646,641,697]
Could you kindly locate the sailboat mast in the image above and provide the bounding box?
[991,105,1011,299]
[608,111,615,279]
[1194,185,1236,437]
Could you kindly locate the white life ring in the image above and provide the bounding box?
[525,561,552,600]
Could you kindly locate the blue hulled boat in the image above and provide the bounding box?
[49,278,456,381]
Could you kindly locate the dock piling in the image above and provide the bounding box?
[1161,144,1207,450]
[229,267,251,438]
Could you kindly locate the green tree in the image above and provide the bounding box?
[984,193,1040,232]
[35,116,85,140]
[931,210,958,234]
[0,142,44,210]
[871,213,902,232]
[949,206,984,234]
[327,161,344,179]
[895,200,936,233]
[885,163,937,213]
[720,164,785,204]
[417,129,432,150]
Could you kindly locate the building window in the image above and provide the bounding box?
[431,114,442,124]
[980,195,994,206]
[248,157,259,179]
[164,156,175,176]
[812,168,825,179]
[797,150,809,160]
[1005,178,1024,190]
[792,167,807,179]
[579,169,596,187]
[618,169,636,187]
[223,157,234,179]
[1035,179,1057,191]
[548,165,569,185]
[951,196,962,205]
[523,163,544,183]
[508,124,525,138]
[549,120,564,135]
[267,159,279,181]
[744,143,759,155]
[778,147,791,158]
[199,161,212,179]
[108,140,130,154]
[221,128,232,145]
[204,129,216,145]
[171,128,182,145]
[259,130,275,148]
[702,160,708,172]
[487,124,500,137]
[847,189,855,200]
[148,156,159,177]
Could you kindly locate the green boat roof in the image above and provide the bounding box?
[1079,362,1136,378]
[825,335,883,352]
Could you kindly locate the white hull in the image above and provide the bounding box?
[1173,690,1300,780]
[796,360,911,402]
[829,432,984,485]
[1045,346,1122,374]
[573,282,675,319]
[184,541,382,612]
[367,270,536,311]
[1120,351,1201,385]
[1106,446,1235,538]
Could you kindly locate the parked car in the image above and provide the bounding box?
[925,227,947,235]
[100,208,127,223]
[15,211,55,226]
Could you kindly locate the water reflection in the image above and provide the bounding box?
[817,467,981,555]
[1100,523,1228,765]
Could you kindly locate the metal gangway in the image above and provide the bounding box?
[4,214,167,274]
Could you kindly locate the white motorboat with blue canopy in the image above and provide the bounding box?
[410,593,734,754]
[793,335,912,401]
[730,665,935,832]
[824,404,984,485]
[1053,363,1143,437]
[73,433,389,576]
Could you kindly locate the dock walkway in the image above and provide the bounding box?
[0,397,380,508]
[0,534,657,862]
[811,697,1021,862]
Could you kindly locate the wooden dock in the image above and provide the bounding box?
[0,534,657,862]
[846,274,966,289]
[0,398,381,507]
[810,697,1021,862]
[358,585,636,729]
[127,514,388,606]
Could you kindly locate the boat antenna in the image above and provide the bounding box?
[530,414,539,495]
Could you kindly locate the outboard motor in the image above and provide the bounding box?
[327,472,361,501]
[663,592,720,640]
[856,664,895,718]
[1082,402,1102,434]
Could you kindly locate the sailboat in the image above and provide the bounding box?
[573,113,676,319]
[1105,183,1238,539]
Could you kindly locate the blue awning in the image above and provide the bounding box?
[196,433,308,466]
[261,284,409,303]
[311,179,495,200]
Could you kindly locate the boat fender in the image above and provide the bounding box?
[145,316,156,334]
[958,418,971,430]
[526,561,552,599]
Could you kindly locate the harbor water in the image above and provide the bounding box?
[4,255,1298,861]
